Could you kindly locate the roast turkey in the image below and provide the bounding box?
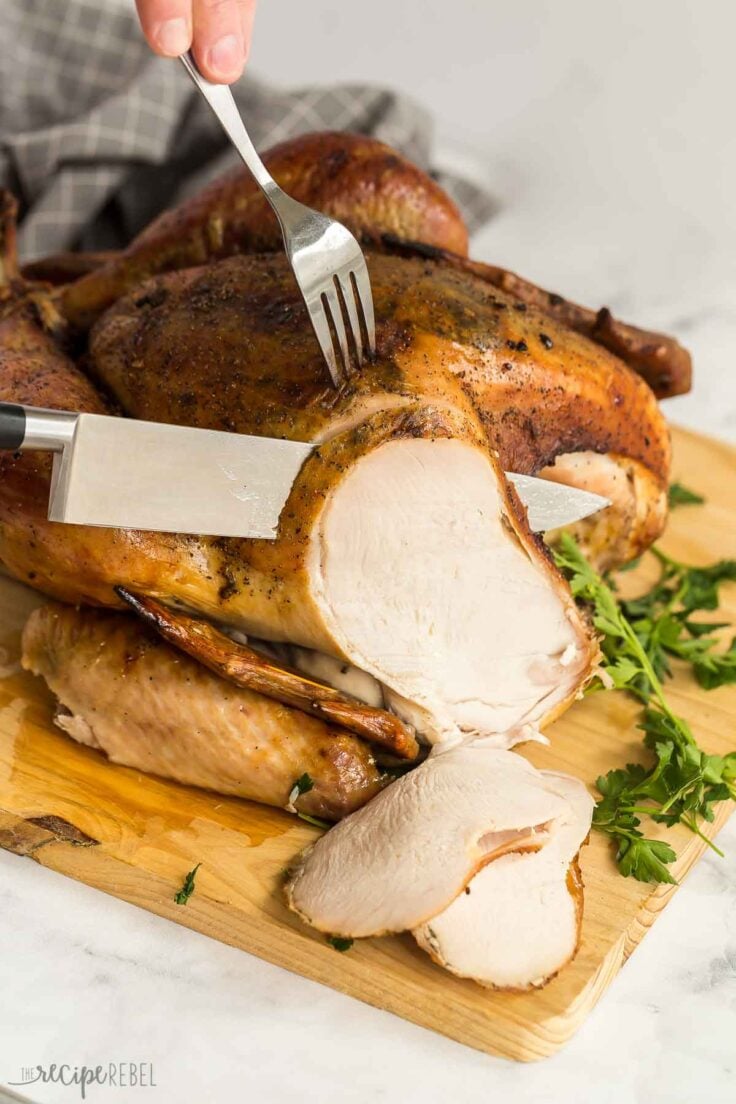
[0,132,690,989]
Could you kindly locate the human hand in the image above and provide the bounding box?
[135,1,256,84]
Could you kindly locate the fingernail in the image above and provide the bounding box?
[207,34,243,79]
[155,17,190,56]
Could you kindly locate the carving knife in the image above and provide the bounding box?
[0,404,609,538]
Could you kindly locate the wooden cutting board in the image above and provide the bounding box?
[1,424,734,1062]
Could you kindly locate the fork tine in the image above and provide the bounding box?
[350,259,376,357]
[306,296,342,387]
[335,274,364,365]
[179,53,374,389]
[322,286,352,379]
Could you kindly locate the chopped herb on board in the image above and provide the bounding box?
[668,482,705,508]
[285,772,329,827]
[174,863,201,905]
[327,936,354,952]
[288,772,315,806]
[284,777,331,830]
[553,533,736,883]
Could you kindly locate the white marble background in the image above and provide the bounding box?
[1,2,735,1101]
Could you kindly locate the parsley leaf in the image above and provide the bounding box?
[285,773,330,829]
[327,936,354,952]
[553,534,736,883]
[617,836,678,883]
[668,482,705,507]
[613,548,736,690]
[693,637,736,689]
[289,772,315,805]
[174,863,201,906]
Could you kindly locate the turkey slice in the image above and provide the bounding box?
[285,747,570,937]
[413,772,593,989]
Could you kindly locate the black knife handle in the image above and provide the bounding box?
[0,403,79,452]
[0,402,26,450]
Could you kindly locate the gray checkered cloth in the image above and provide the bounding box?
[0,0,494,262]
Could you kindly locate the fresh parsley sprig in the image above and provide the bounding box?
[615,547,736,691]
[327,935,354,952]
[174,862,201,905]
[288,772,315,806]
[553,533,736,883]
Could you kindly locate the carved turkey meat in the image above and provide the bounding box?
[285,747,594,989]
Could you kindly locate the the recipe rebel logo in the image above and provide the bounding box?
[8,1062,156,1098]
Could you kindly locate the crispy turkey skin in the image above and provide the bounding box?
[22,603,383,820]
[87,250,670,570]
[61,131,470,329]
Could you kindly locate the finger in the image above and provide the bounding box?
[241,0,257,65]
[192,0,247,84]
[135,0,193,57]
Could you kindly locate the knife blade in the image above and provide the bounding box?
[505,472,609,533]
[0,403,609,538]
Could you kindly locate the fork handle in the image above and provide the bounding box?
[179,52,280,201]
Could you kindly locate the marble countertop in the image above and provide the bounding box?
[2,2,735,1101]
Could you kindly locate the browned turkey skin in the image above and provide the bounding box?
[59,130,691,405]
[22,603,384,820]
[61,131,470,330]
[383,237,691,400]
[0,132,687,812]
[86,249,671,570]
[88,251,670,481]
[116,588,419,761]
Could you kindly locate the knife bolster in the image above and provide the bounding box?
[0,402,26,450]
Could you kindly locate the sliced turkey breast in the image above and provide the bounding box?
[1,328,595,746]
[306,433,593,742]
[285,747,570,937]
[413,772,593,989]
[115,415,595,746]
[21,603,384,820]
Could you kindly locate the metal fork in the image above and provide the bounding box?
[179,52,375,388]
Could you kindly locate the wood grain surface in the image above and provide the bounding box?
[0,424,734,1061]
